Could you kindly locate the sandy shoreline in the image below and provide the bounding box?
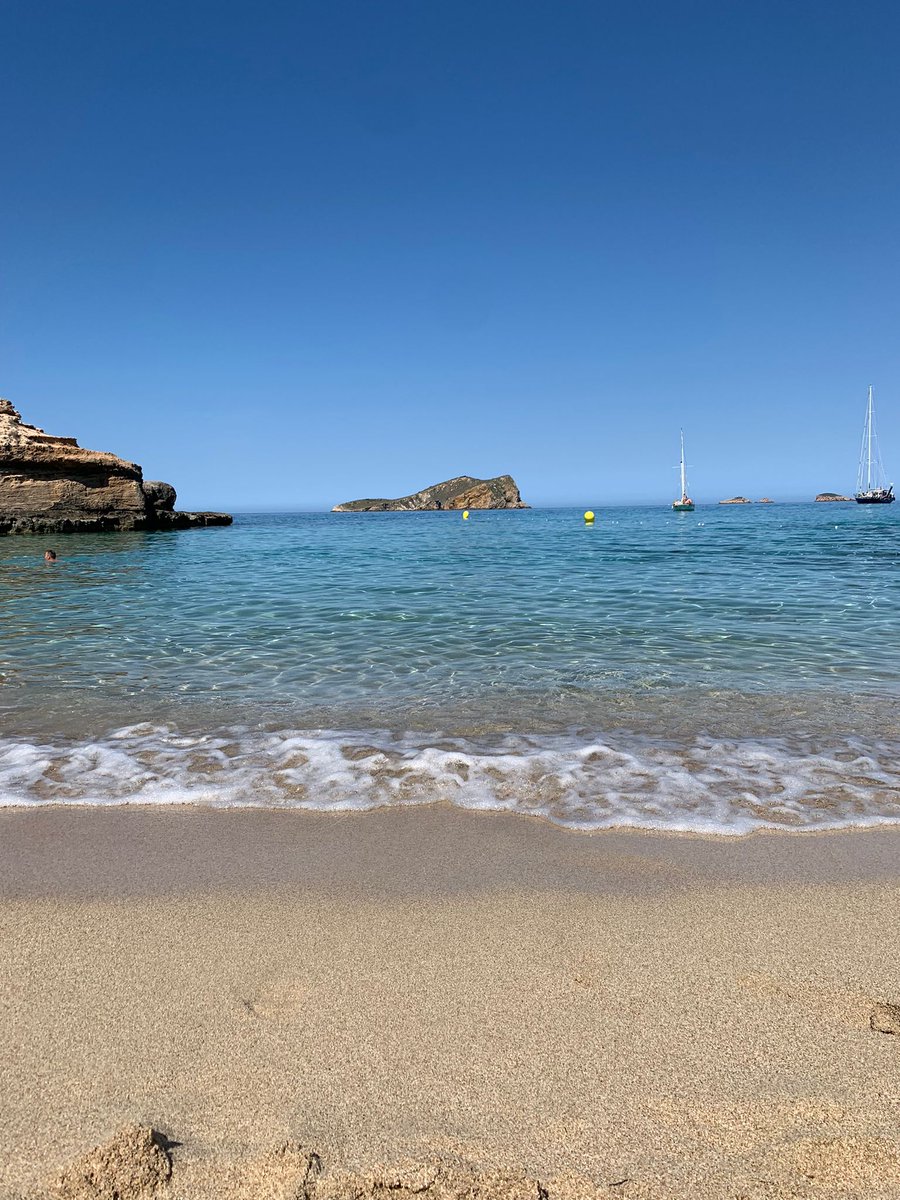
[2,807,900,1199]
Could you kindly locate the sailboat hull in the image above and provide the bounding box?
[672,502,694,511]
[855,492,895,504]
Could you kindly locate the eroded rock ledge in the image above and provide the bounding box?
[0,399,232,535]
[333,474,529,512]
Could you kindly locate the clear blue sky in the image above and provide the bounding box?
[3,0,899,508]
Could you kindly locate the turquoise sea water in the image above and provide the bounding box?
[2,504,900,831]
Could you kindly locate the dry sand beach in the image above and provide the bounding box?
[2,807,900,1200]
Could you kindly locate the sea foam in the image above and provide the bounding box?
[2,724,900,834]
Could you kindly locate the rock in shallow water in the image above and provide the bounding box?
[0,398,231,535]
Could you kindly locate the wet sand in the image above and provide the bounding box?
[2,806,900,1199]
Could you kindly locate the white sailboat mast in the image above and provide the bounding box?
[867,385,874,491]
[680,429,687,498]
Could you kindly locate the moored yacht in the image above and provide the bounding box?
[856,386,894,504]
[672,430,694,511]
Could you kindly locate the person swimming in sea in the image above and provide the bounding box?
[44,549,57,562]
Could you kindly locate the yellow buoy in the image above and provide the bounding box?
[462,510,469,520]
[584,510,595,522]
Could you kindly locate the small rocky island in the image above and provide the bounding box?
[333,474,528,512]
[0,399,232,535]
[719,496,752,505]
[815,492,853,502]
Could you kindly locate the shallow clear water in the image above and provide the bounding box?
[3,504,900,831]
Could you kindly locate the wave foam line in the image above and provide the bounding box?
[2,724,900,834]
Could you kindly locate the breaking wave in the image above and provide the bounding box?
[2,723,900,834]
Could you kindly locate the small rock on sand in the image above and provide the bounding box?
[870,1001,900,1034]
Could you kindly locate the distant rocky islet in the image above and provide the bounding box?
[332,474,528,512]
[0,399,231,535]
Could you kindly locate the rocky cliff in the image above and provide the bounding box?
[0,399,232,534]
[332,474,529,512]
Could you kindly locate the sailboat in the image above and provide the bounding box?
[672,429,694,511]
[855,386,895,504]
